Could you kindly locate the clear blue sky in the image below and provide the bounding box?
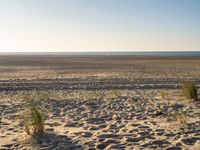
[0,0,199,51]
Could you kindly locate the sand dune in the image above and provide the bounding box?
[0,56,200,150]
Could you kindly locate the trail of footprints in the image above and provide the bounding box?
[0,92,200,149]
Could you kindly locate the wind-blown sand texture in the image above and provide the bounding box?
[0,56,200,150]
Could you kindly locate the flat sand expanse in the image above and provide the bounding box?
[0,56,200,149]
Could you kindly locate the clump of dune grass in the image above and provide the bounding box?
[183,81,198,100]
[160,91,167,100]
[21,104,45,135]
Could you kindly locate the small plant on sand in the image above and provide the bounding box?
[21,104,45,135]
[183,81,198,100]
[160,91,167,100]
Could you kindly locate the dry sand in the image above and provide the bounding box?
[0,56,200,150]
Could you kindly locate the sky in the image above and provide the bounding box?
[0,0,200,52]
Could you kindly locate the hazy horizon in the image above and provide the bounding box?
[0,0,200,52]
[1,51,200,57]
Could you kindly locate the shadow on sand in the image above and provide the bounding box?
[20,132,83,150]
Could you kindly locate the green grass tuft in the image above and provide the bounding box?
[183,81,198,100]
[21,104,45,135]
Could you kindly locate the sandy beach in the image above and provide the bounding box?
[0,56,200,150]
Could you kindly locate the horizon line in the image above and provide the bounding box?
[0,50,200,53]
